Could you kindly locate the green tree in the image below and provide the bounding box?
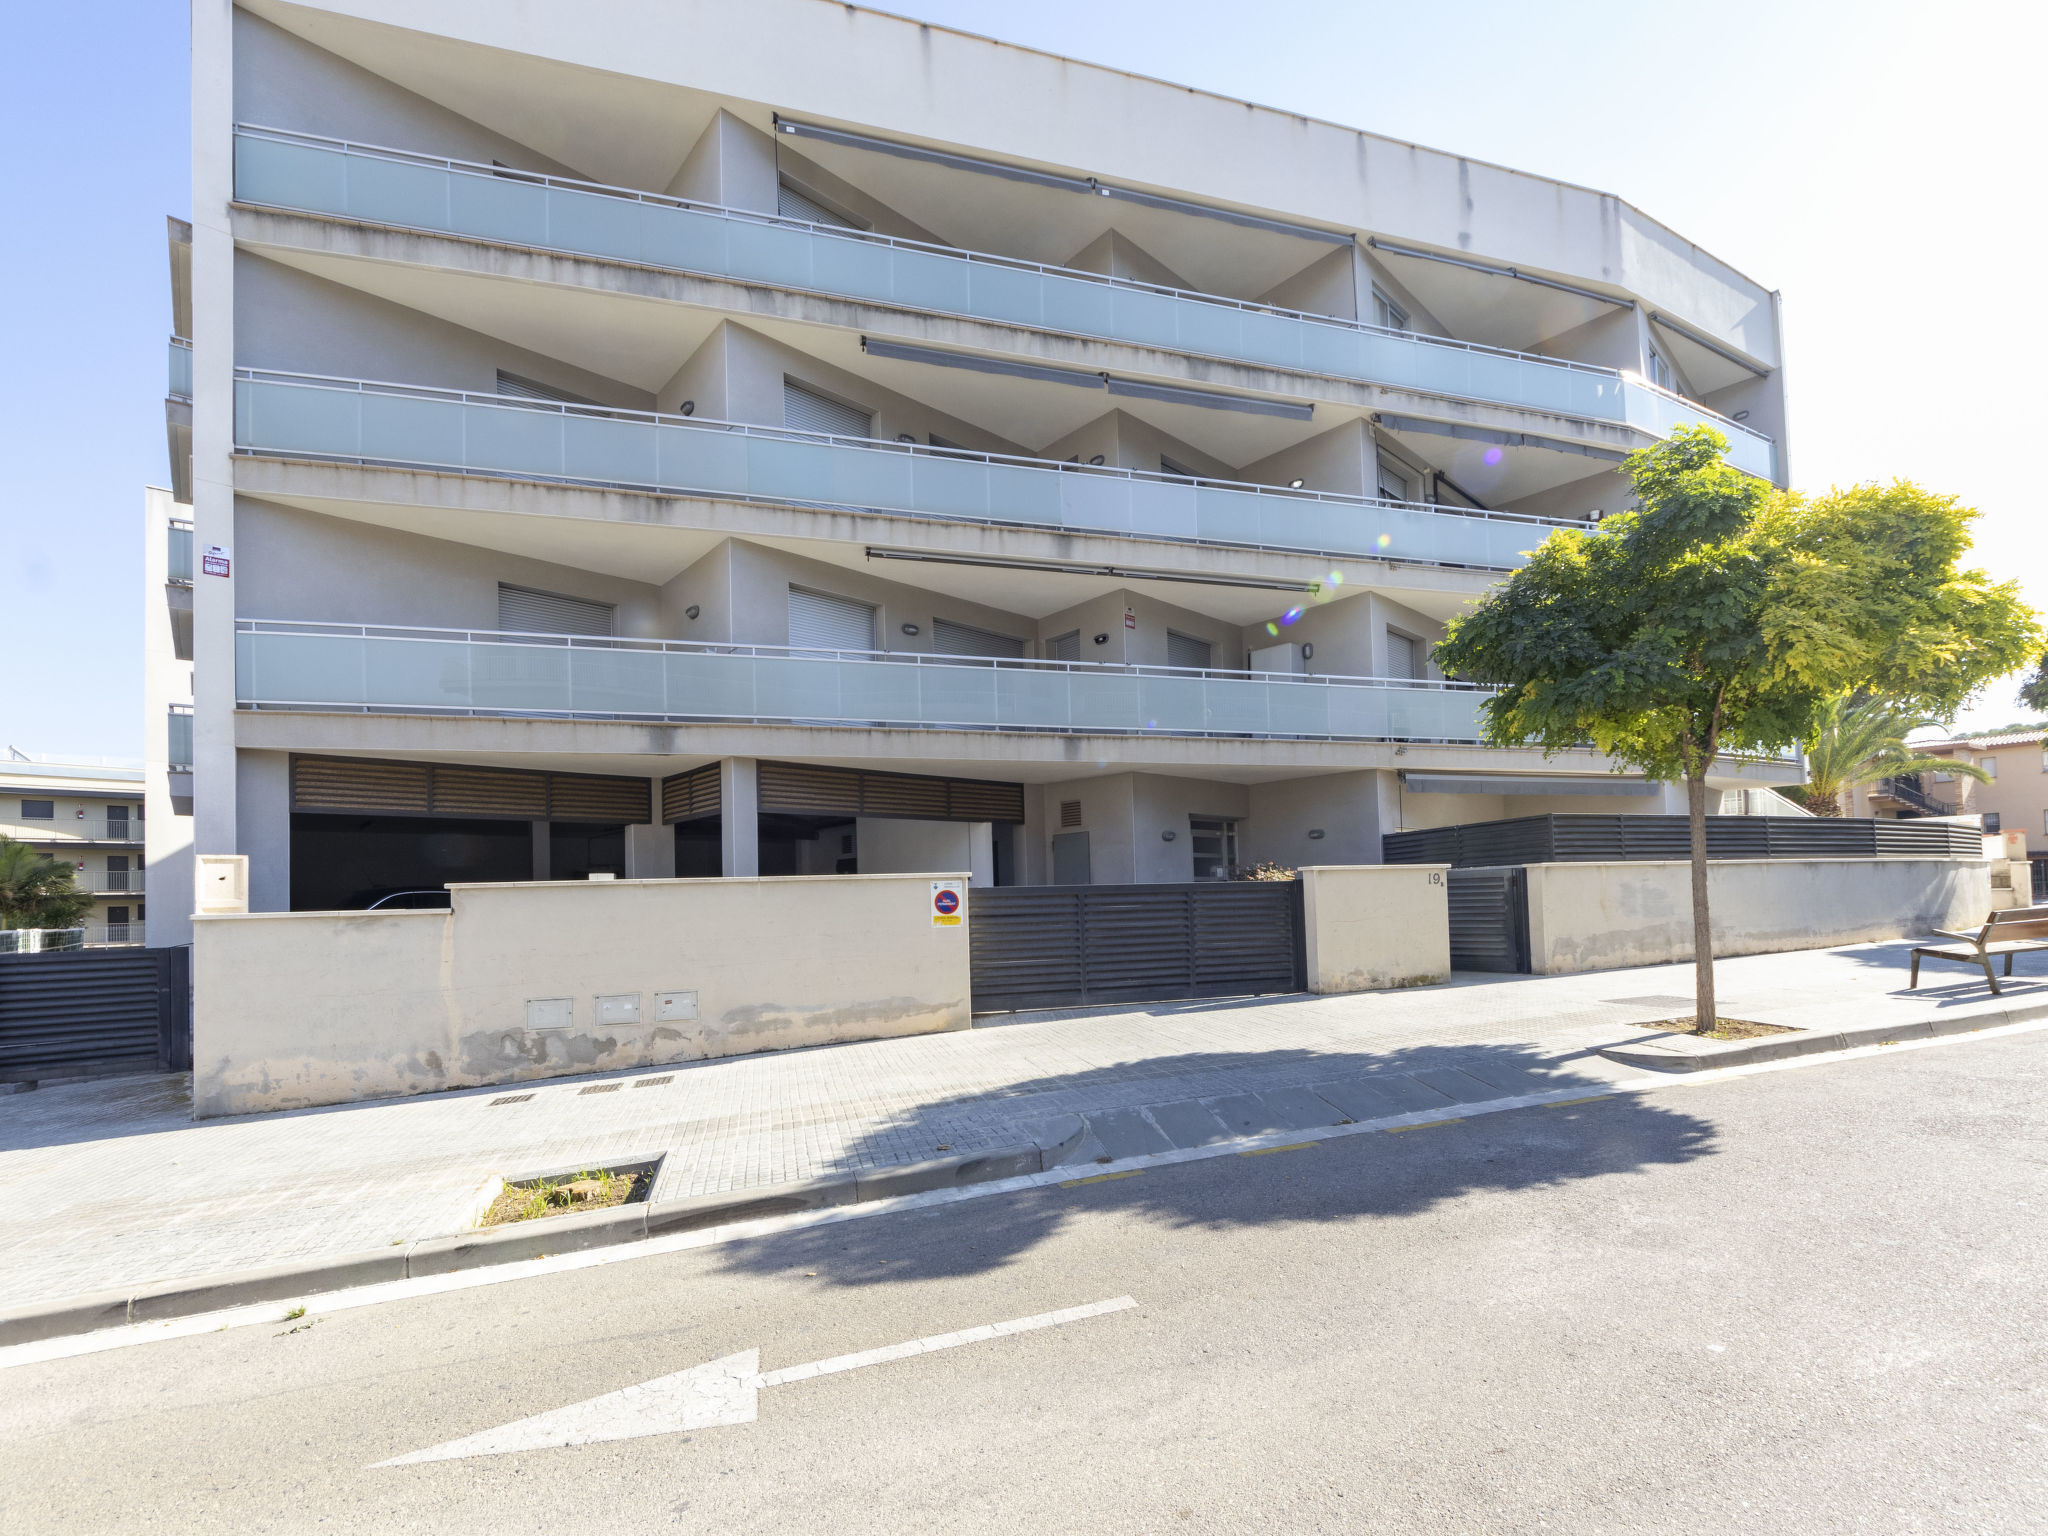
[2018,655,2048,713]
[1796,695,1988,817]
[0,837,95,933]
[1436,427,2037,1031]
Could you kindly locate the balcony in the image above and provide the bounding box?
[167,519,193,585]
[231,126,1777,481]
[235,371,1569,571]
[73,870,141,894]
[236,619,1493,743]
[169,336,192,400]
[168,703,193,770]
[0,819,143,845]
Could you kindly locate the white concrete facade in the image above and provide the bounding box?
[154,0,1800,931]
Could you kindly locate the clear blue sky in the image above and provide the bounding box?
[3,0,2041,757]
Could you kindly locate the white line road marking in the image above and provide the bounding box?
[373,1295,1139,1466]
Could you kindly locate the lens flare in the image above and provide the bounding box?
[1265,621,1280,636]
[1327,570,1345,586]
[1376,533,1392,549]
[1483,447,1504,466]
[1281,606,1305,626]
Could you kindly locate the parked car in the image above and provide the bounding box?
[363,889,452,911]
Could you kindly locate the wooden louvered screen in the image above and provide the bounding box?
[754,760,1023,824]
[661,764,722,824]
[290,756,648,825]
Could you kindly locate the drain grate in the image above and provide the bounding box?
[1603,995,1695,1009]
[578,1082,623,1095]
[635,1076,674,1088]
[489,1093,535,1107]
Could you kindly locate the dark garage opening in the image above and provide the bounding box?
[550,822,626,880]
[674,816,721,877]
[291,813,534,910]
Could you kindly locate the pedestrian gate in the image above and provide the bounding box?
[1446,867,1531,974]
[969,882,1304,1012]
[0,946,191,1082]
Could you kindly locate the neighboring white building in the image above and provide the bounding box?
[0,754,149,945]
[153,0,1800,930]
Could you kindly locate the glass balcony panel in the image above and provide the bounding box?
[569,646,667,715]
[1069,670,1144,730]
[1201,677,1273,734]
[1266,680,1334,736]
[235,136,347,214]
[167,525,193,583]
[889,247,972,314]
[1389,687,1482,740]
[965,261,1044,327]
[983,461,1063,525]
[1236,309,1304,370]
[1467,351,1528,409]
[463,402,566,478]
[562,413,659,485]
[1107,286,1181,349]
[909,453,994,520]
[1324,684,1390,739]
[1058,470,1135,532]
[168,708,195,769]
[1360,331,1426,391]
[640,203,732,277]
[995,668,1072,728]
[726,219,814,289]
[447,171,549,247]
[360,391,465,469]
[1509,357,1577,414]
[824,441,917,508]
[345,153,449,231]
[665,651,756,717]
[1138,674,1206,732]
[1039,273,1116,337]
[1298,321,1365,381]
[364,635,473,708]
[833,657,924,723]
[746,435,842,504]
[654,421,750,496]
[808,233,897,304]
[168,340,192,399]
[546,187,642,263]
[1267,496,1366,554]
[916,662,1001,726]
[1572,372,1621,419]
[241,378,360,458]
[1194,484,1268,546]
[1124,477,1198,540]
[470,641,571,712]
[753,656,844,719]
[1172,298,1241,361]
[1414,345,1475,399]
[241,631,367,707]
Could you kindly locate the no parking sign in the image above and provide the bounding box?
[930,881,964,928]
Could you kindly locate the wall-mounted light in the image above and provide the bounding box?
[1089,454,1106,465]
[684,605,700,621]
[1160,829,1177,842]
[1093,633,1110,645]
[1288,478,1305,489]
[1301,643,1314,660]
[1732,409,1750,421]
[679,400,696,416]
[901,622,921,636]
[1307,828,1326,840]
[897,433,917,443]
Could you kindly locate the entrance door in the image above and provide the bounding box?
[1051,830,1091,885]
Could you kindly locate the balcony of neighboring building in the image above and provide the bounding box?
[0,814,145,847]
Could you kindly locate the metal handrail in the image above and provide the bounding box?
[235,122,1779,456]
[234,616,1492,691]
[0,820,144,843]
[232,367,1582,534]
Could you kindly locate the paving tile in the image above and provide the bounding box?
[1144,1099,1238,1150]
[1248,1086,1350,1133]
[1358,1073,1462,1112]
[1409,1067,1520,1106]
[1304,1077,1411,1122]
[1086,1108,1174,1160]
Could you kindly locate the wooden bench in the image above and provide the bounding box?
[1909,906,2048,995]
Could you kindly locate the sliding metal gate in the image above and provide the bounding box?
[1446,867,1531,974]
[970,882,1305,1012]
[0,946,191,1083]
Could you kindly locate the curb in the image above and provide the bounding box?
[1599,997,2048,1073]
[0,1115,1087,1348]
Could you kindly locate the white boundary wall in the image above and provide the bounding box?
[1300,864,1451,993]
[193,873,970,1117]
[1524,858,1993,976]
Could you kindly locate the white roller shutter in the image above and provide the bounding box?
[932,618,1025,659]
[497,584,615,636]
[783,379,873,440]
[1046,631,1082,663]
[1166,631,1213,671]
[1385,631,1422,679]
[788,587,876,652]
[777,180,859,229]
[496,369,593,405]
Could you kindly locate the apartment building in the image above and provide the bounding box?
[1858,727,2048,845]
[0,755,149,945]
[150,0,1800,944]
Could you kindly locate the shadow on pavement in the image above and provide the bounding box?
[710,1040,1716,1289]
[1821,939,2048,1002]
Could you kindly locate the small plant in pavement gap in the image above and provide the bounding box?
[1435,426,2038,1033]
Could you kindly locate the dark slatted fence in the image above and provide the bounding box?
[970,882,1304,1012]
[0,946,190,1083]
[1447,867,1531,973]
[1385,814,1981,869]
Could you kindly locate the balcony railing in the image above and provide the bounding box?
[231,126,1777,481]
[73,870,140,894]
[235,371,1572,571]
[0,819,144,845]
[236,619,1494,743]
[1875,774,1951,816]
[168,520,194,584]
[169,336,193,400]
[168,703,194,770]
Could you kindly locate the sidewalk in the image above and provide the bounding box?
[3,939,2041,1313]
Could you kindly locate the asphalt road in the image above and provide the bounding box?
[6,1031,2045,1535]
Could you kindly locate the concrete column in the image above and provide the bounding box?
[234,750,291,912]
[720,758,759,877]
[968,822,995,887]
[530,822,551,881]
[625,823,675,879]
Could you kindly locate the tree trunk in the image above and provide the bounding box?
[1687,769,1716,1032]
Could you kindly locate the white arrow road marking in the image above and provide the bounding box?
[375,1295,1138,1467]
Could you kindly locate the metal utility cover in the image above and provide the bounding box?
[655,991,699,1022]
[597,994,641,1026]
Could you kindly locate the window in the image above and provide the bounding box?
[931,618,1025,659]
[1984,812,2002,833]
[1376,456,1409,502]
[1046,631,1082,663]
[20,799,53,819]
[787,587,876,652]
[1371,287,1408,332]
[1981,756,1998,779]
[1159,455,1196,480]
[1166,631,1214,671]
[777,179,863,230]
[1645,345,1675,392]
[783,379,872,439]
[497,584,616,637]
[1189,817,1237,879]
[1385,630,1423,680]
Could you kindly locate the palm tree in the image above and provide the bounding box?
[0,837,96,932]
[1797,696,1988,817]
